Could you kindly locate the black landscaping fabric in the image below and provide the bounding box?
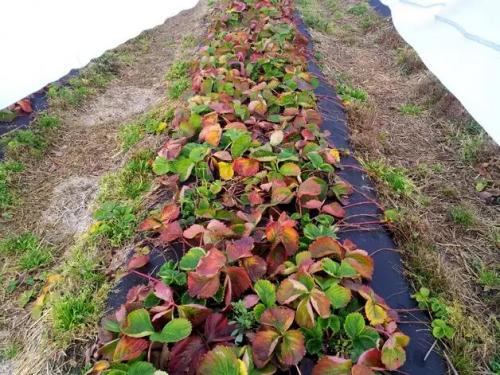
[0,69,79,139]
[296,12,445,375]
[369,0,392,17]
[106,5,445,375]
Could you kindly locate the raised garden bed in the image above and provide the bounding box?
[90,1,445,374]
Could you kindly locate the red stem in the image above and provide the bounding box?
[131,270,160,284]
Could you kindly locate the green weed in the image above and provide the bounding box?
[18,244,53,271]
[1,129,46,157]
[99,150,154,203]
[165,61,191,81]
[48,52,120,107]
[37,113,60,129]
[449,205,475,228]
[359,14,377,31]
[0,342,21,360]
[119,114,166,151]
[92,202,137,246]
[478,267,500,290]
[347,3,369,15]
[363,160,415,196]
[168,77,191,100]
[459,132,485,165]
[0,232,40,256]
[297,0,331,33]
[399,103,423,116]
[337,84,368,102]
[119,123,143,151]
[0,232,52,270]
[52,290,96,333]
[0,161,23,211]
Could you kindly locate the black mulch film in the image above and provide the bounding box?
[296,10,446,375]
[369,0,391,18]
[0,70,80,159]
[105,4,445,375]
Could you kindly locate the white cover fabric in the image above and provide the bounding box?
[380,0,500,144]
[0,0,198,110]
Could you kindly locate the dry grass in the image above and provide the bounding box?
[300,0,499,373]
[0,2,208,374]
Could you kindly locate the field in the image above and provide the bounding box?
[0,1,498,374]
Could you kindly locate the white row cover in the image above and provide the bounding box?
[0,0,198,110]
[380,0,500,144]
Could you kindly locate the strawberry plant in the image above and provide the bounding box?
[90,0,410,374]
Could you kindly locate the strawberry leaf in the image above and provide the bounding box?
[112,336,149,362]
[150,318,192,343]
[121,308,155,338]
[198,346,240,375]
[309,236,343,260]
[278,329,306,366]
[312,356,353,375]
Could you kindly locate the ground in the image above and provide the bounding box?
[297,0,499,373]
[0,2,207,373]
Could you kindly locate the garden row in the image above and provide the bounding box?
[90,1,409,374]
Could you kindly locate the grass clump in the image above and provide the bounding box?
[52,290,96,334]
[458,132,485,165]
[19,244,53,271]
[363,159,415,196]
[0,232,40,256]
[92,201,137,247]
[165,61,190,80]
[168,78,190,100]
[347,2,369,15]
[399,103,423,116]
[181,35,197,49]
[477,267,500,290]
[119,114,167,151]
[296,0,332,34]
[119,123,143,151]
[37,112,60,129]
[0,232,53,271]
[449,205,475,228]
[0,161,23,212]
[165,61,191,100]
[1,129,46,157]
[48,52,120,107]
[0,342,21,360]
[337,84,368,102]
[396,47,424,75]
[99,150,154,203]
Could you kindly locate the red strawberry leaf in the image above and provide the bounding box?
[112,336,149,362]
[322,202,345,218]
[252,330,281,369]
[309,236,344,260]
[312,356,353,375]
[168,336,207,375]
[278,329,305,366]
[260,306,295,333]
[187,272,220,298]
[127,254,150,270]
[226,236,254,262]
[196,248,226,277]
[204,312,237,345]
[233,157,260,177]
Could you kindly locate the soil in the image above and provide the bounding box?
[306,0,499,371]
[0,1,208,374]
